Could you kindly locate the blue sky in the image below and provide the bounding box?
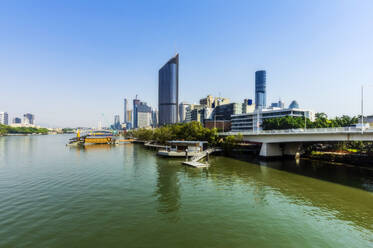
[1,0,373,127]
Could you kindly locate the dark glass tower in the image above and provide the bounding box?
[133,99,140,129]
[158,54,179,126]
[255,70,266,109]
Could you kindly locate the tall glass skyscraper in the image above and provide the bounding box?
[158,54,179,126]
[123,98,128,124]
[133,99,140,129]
[255,70,266,109]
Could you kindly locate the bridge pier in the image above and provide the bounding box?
[259,142,301,158]
[259,143,282,157]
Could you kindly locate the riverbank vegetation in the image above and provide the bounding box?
[127,122,219,145]
[127,122,243,151]
[262,113,359,130]
[304,141,373,155]
[0,124,49,135]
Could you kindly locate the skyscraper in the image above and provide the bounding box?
[158,54,179,126]
[0,112,8,125]
[133,99,140,129]
[123,98,128,123]
[126,110,132,123]
[113,115,121,130]
[255,70,266,109]
[152,109,158,127]
[137,101,152,128]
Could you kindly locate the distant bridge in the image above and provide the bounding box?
[219,127,373,157]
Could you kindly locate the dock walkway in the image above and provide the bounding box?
[182,148,222,168]
[144,142,167,149]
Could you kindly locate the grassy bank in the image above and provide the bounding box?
[0,124,48,135]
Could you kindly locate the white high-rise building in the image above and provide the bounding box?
[0,112,9,125]
[178,102,190,123]
[138,112,152,128]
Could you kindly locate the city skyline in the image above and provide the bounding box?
[1,1,373,127]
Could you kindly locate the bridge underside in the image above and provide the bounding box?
[259,143,301,158]
[237,132,373,158]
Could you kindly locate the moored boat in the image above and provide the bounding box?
[66,130,117,146]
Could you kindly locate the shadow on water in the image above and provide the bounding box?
[225,153,373,193]
[202,155,373,232]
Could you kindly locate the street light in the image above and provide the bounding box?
[361,84,373,134]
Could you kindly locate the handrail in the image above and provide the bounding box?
[219,127,373,136]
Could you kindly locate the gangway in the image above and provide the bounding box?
[182,148,222,168]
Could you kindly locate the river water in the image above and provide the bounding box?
[0,135,372,247]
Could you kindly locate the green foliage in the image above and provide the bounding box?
[221,134,242,154]
[129,122,218,145]
[262,113,359,130]
[0,124,49,135]
[304,141,373,154]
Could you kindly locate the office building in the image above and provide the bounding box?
[242,99,255,114]
[185,104,203,123]
[231,107,315,132]
[0,112,9,125]
[112,115,121,130]
[255,70,266,109]
[158,54,179,126]
[204,120,231,132]
[138,111,152,128]
[214,103,242,121]
[133,99,140,129]
[133,100,152,129]
[123,98,128,123]
[23,113,34,125]
[200,95,230,108]
[179,102,190,123]
[12,117,22,124]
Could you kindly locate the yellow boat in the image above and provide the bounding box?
[67,130,117,146]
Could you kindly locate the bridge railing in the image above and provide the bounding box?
[220,127,373,136]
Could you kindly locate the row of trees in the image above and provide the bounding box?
[127,122,219,145]
[127,122,244,154]
[0,124,49,135]
[262,113,359,130]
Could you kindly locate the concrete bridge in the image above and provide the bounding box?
[220,127,373,158]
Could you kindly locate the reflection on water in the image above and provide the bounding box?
[68,143,114,152]
[155,159,181,219]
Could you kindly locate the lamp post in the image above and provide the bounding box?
[361,85,364,134]
[361,84,373,134]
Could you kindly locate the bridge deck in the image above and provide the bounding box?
[219,127,373,143]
